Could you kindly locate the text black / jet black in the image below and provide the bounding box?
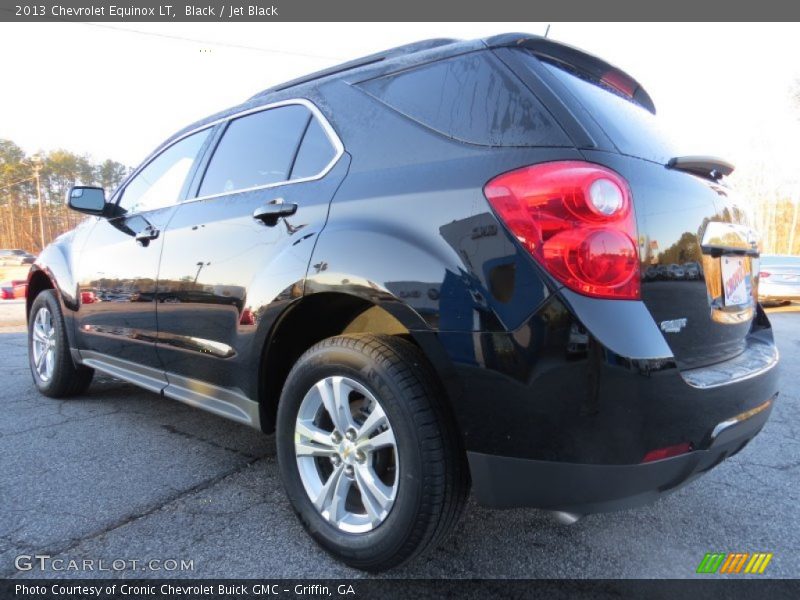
[28,34,779,571]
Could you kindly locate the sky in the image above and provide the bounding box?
[1,22,799,180]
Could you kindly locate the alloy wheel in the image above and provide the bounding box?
[294,376,398,533]
[31,306,56,382]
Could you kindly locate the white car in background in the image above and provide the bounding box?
[0,249,35,267]
[759,255,800,306]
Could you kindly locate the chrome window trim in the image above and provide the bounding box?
[113,98,345,206]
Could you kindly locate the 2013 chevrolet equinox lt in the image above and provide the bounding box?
[27,34,779,571]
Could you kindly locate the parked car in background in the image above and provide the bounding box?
[25,33,779,571]
[1,280,27,299]
[759,255,800,305]
[0,249,35,266]
[683,261,701,280]
[668,263,686,279]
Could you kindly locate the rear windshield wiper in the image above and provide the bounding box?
[666,156,734,181]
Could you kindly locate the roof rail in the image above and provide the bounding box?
[250,38,461,99]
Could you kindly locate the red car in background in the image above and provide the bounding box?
[1,280,27,300]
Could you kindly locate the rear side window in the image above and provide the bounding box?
[290,117,338,180]
[358,52,570,147]
[536,57,680,164]
[199,104,310,197]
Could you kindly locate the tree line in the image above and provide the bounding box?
[0,139,129,253]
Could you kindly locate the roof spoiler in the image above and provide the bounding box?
[667,156,735,181]
[484,33,656,114]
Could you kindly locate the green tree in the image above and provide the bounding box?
[0,139,130,252]
[95,159,129,193]
[41,149,95,205]
[0,140,34,249]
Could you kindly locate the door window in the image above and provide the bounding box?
[118,129,211,214]
[198,104,311,197]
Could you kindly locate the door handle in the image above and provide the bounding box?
[135,226,160,246]
[253,198,298,226]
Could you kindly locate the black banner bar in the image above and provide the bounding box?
[2,0,800,22]
[3,579,800,600]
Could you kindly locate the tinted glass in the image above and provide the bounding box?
[119,129,210,214]
[290,117,337,180]
[358,52,569,147]
[539,58,680,164]
[199,105,310,197]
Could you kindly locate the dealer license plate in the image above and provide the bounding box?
[721,256,751,306]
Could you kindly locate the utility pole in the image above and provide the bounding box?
[30,153,45,251]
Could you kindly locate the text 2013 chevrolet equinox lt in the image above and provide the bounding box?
[27,34,779,570]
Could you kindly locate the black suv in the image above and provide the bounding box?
[27,34,779,571]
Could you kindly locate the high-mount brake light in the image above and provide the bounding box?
[484,161,640,300]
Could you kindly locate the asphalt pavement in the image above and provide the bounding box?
[0,300,798,579]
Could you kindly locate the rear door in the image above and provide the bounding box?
[154,100,347,403]
[74,128,212,385]
[509,50,760,368]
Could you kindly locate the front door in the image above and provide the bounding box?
[74,128,212,389]
[155,102,347,404]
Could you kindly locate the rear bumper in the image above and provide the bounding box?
[469,395,775,512]
[431,287,780,512]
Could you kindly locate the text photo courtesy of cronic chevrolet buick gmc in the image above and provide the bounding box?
[26,34,779,571]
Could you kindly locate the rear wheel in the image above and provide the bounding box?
[276,334,468,571]
[28,290,93,397]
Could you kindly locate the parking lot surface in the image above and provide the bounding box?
[0,300,798,579]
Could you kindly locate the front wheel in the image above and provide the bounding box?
[28,290,94,397]
[276,334,468,571]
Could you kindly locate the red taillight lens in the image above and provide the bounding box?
[484,161,640,300]
[759,271,771,278]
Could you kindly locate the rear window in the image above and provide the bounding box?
[358,52,570,147]
[537,57,680,164]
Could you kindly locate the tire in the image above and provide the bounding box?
[276,333,469,571]
[28,290,94,398]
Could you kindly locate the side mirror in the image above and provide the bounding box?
[67,186,106,216]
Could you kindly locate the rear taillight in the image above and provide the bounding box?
[484,161,640,300]
[759,271,771,278]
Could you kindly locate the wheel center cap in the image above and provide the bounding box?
[339,441,356,464]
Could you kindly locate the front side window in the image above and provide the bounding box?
[118,129,210,214]
[198,104,311,197]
